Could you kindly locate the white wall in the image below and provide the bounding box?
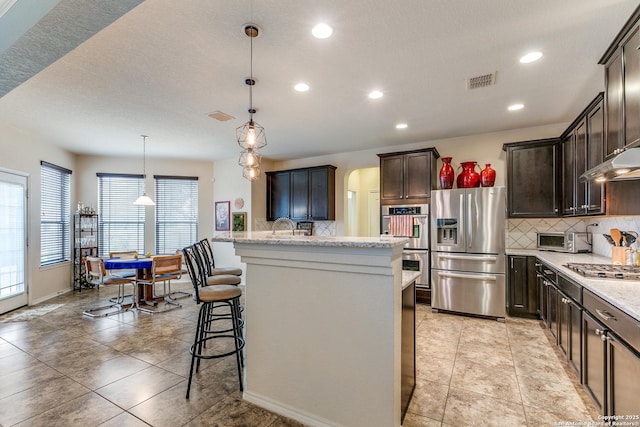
[211,157,252,276]
[0,121,76,304]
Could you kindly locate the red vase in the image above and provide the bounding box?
[439,157,454,189]
[481,163,496,187]
[456,161,481,188]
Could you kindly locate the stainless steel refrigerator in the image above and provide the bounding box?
[430,187,506,319]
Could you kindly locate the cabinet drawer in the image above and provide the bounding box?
[558,274,582,304]
[583,290,640,353]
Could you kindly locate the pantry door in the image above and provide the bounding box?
[0,170,28,314]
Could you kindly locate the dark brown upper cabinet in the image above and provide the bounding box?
[503,138,561,218]
[600,8,640,156]
[266,165,336,221]
[561,93,605,216]
[377,148,439,205]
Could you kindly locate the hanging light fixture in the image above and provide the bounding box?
[133,135,155,206]
[236,23,266,181]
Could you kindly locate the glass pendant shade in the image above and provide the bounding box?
[134,135,155,205]
[236,119,267,150]
[134,193,155,206]
[242,164,260,181]
[238,148,260,167]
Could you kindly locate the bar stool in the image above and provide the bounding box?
[198,239,243,277]
[183,245,244,398]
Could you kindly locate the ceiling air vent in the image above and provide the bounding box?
[467,72,496,90]
[208,111,235,121]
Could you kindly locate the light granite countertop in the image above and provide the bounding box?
[212,231,409,249]
[506,248,640,322]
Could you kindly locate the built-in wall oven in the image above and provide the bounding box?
[381,204,429,290]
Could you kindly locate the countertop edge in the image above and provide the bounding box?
[212,232,409,249]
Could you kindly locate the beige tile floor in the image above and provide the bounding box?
[0,280,598,426]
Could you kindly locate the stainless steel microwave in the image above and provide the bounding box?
[536,231,592,253]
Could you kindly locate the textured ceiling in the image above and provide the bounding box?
[0,0,637,161]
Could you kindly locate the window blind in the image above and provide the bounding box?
[97,174,145,256]
[40,161,71,266]
[155,175,198,254]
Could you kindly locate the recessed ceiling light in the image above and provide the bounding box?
[312,23,333,39]
[395,123,408,129]
[508,103,524,111]
[294,83,310,92]
[615,168,631,175]
[520,51,543,63]
[368,90,383,99]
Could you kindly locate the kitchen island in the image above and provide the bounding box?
[212,231,415,427]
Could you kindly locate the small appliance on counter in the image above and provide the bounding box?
[536,231,592,253]
[295,221,313,236]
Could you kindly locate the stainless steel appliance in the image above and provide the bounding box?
[381,204,429,289]
[564,263,640,280]
[430,187,506,319]
[537,231,592,253]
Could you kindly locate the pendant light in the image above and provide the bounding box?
[236,23,266,181]
[133,135,155,206]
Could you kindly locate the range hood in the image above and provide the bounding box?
[580,148,640,182]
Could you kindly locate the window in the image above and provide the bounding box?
[40,161,71,266]
[97,174,145,256]
[155,175,198,254]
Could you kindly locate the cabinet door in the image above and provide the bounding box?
[558,291,570,356]
[290,169,310,220]
[624,26,640,147]
[568,299,582,377]
[548,283,558,341]
[380,155,404,201]
[404,152,431,199]
[506,140,560,217]
[537,274,547,322]
[507,256,537,317]
[267,171,291,221]
[574,120,587,214]
[309,166,335,220]
[605,49,624,157]
[562,134,576,215]
[583,311,607,413]
[607,333,640,416]
[586,100,605,215]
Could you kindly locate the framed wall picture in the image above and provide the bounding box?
[215,201,230,231]
[232,212,247,232]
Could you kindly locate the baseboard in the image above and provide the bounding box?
[243,390,335,427]
[31,287,72,306]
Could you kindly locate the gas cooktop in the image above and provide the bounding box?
[564,263,640,280]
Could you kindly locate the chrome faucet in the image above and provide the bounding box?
[272,217,295,235]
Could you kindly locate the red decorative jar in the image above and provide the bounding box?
[456,161,481,188]
[439,157,455,189]
[481,163,496,187]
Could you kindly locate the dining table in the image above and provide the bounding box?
[104,256,162,309]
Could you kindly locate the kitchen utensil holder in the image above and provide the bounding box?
[611,246,629,265]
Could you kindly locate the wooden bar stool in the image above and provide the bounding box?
[183,245,244,398]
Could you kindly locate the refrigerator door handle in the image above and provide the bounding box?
[436,253,499,262]
[467,192,473,249]
[437,271,498,281]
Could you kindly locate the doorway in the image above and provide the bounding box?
[0,170,28,314]
[345,167,380,237]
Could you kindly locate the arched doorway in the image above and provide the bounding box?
[345,167,380,237]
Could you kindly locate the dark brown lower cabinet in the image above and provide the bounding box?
[608,333,640,415]
[582,310,607,413]
[558,290,582,377]
[507,255,537,317]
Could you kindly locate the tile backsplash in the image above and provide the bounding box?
[507,216,640,257]
[254,218,336,237]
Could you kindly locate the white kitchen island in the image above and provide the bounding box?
[211,232,415,427]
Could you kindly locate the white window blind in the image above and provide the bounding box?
[155,175,198,254]
[40,161,71,266]
[97,174,145,256]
